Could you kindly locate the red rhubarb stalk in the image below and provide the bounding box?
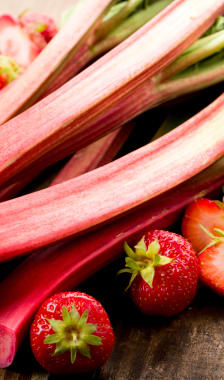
[51,123,133,186]
[0,0,222,186]
[0,0,114,122]
[0,47,224,201]
[0,123,133,200]
[0,156,224,368]
[0,92,224,259]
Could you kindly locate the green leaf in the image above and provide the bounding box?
[83,334,102,346]
[103,2,127,22]
[85,323,97,334]
[125,257,140,271]
[200,224,216,239]
[117,268,133,275]
[78,310,89,329]
[204,16,224,36]
[62,306,72,324]
[44,333,61,345]
[35,23,46,33]
[70,305,80,321]
[125,272,138,291]
[145,239,160,258]
[78,342,91,359]
[156,254,173,266]
[153,253,161,266]
[52,345,66,357]
[213,228,224,237]
[135,236,147,256]
[70,347,77,364]
[124,241,137,259]
[141,267,155,288]
[47,318,64,333]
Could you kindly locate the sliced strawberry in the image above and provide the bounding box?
[0,14,40,69]
[19,11,58,50]
[182,198,224,253]
[0,55,22,89]
[199,243,224,295]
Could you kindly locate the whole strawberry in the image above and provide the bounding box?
[119,230,199,316]
[30,292,115,374]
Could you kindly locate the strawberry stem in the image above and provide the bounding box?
[199,224,224,254]
[44,305,102,364]
[119,237,172,289]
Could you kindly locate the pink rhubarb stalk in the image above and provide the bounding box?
[0,0,222,186]
[51,123,133,186]
[0,156,224,368]
[0,123,133,200]
[0,93,224,259]
[0,0,114,122]
[45,0,173,95]
[0,50,224,201]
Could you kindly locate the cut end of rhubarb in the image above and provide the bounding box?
[0,325,16,368]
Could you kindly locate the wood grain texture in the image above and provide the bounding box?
[1,1,224,379]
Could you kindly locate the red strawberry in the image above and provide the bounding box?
[19,11,58,50]
[182,198,224,252]
[0,14,40,69]
[119,230,199,317]
[182,197,224,295]
[0,55,22,90]
[198,244,224,296]
[30,292,115,374]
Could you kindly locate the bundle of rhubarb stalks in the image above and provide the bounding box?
[1,0,224,375]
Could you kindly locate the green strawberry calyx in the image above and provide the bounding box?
[199,224,224,254]
[118,237,173,289]
[44,305,102,364]
[0,55,23,84]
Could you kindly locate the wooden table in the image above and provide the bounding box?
[1,1,224,379]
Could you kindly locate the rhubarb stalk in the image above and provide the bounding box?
[0,156,224,368]
[0,0,222,188]
[0,92,224,259]
[0,0,115,122]
[51,123,133,186]
[1,26,224,200]
[45,0,173,96]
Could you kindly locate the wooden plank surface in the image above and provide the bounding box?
[1,1,224,379]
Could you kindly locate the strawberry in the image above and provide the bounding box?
[198,244,224,296]
[0,55,22,90]
[182,197,224,295]
[0,14,40,69]
[119,230,199,317]
[30,292,115,374]
[19,11,58,50]
[182,198,224,252]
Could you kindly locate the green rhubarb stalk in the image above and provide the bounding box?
[159,29,224,81]
[95,0,148,41]
[91,0,173,58]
